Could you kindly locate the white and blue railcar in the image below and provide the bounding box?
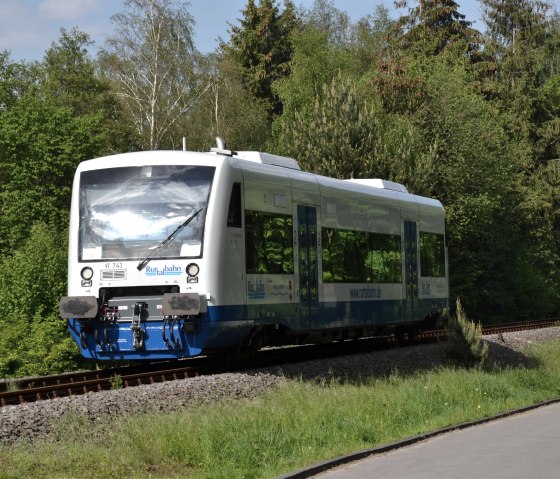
[59,145,449,360]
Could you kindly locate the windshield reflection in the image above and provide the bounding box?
[79,165,215,261]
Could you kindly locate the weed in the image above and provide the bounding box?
[445,298,488,367]
[5,378,21,392]
[109,374,123,390]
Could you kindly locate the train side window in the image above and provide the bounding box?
[366,233,402,283]
[322,227,401,283]
[245,210,294,274]
[227,182,242,228]
[420,232,446,277]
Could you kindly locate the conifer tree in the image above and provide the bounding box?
[226,0,300,117]
[479,0,551,154]
[395,0,481,57]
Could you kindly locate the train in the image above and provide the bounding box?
[59,141,449,360]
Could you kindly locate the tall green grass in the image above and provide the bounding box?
[2,341,560,479]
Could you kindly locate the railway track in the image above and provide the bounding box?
[0,357,226,406]
[1,319,558,407]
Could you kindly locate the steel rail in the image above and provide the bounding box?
[0,362,222,406]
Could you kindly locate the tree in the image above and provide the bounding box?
[100,0,202,150]
[186,53,271,151]
[479,0,552,165]
[0,51,37,111]
[395,0,482,57]
[278,73,378,178]
[409,57,534,321]
[271,4,385,152]
[273,25,356,129]
[0,53,36,190]
[0,31,115,377]
[478,2,559,315]
[481,0,550,52]
[303,0,354,47]
[0,223,83,377]
[43,28,110,116]
[522,158,560,315]
[352,5,396,73]
[536,73,560,160]
[0,94,110,256]
[40,28,132,153]
[276,72,430,186]
[226,0,300,117]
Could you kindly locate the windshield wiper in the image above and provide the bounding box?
[137,207,204,271]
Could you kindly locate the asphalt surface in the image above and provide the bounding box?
[277,400,560,479]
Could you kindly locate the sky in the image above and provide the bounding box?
[0,0,493,63]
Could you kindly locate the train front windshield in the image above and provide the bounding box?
[78,165,215,261]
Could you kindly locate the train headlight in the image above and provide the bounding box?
[186,263,199,277]
[80,267,94,280]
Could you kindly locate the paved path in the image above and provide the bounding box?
[311,402,560,479]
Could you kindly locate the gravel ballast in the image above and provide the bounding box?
[1,327,559,446]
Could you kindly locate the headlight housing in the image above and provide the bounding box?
[80,267,94,280]
[186,263,199,277]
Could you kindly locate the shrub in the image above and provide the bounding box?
[0,222,85,377]
[445,298,488,368]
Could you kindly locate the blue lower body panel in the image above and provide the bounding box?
[68,298,444,360]
[68,313,254,360]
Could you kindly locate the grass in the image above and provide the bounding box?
[1,341,560,479]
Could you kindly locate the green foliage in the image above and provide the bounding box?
[479,0,552,167]
[100,0,199,150]
[0,223,83,377]
[271,4,391,149]
[0,312,82,378]
[0,52,36,111]
[445,299,489,367]
[536,75,560,160]
[0,223,66,318]
[481,0,550,51]
[406,57,533,320]
[43,28,114,118]
[110,375,124,390]
[0,94,109,256]
[276,72,380,178]
[226,0,300,117]
[522,159,560,314]
[396,0,482,57]
[187,54,271,151]
[0,34,117,378]
[272,24,361,129]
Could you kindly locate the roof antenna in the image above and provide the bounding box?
[210,136,236,156]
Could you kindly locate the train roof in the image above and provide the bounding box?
[229,151,442,211]
[75,149,443,211]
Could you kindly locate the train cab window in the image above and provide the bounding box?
[245,210,294,274]
[78,165,215,261]
[227,182,242,228]
[420,232,446,277]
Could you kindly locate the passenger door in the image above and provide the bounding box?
[403,220,419,322]
[297,205,319,328]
